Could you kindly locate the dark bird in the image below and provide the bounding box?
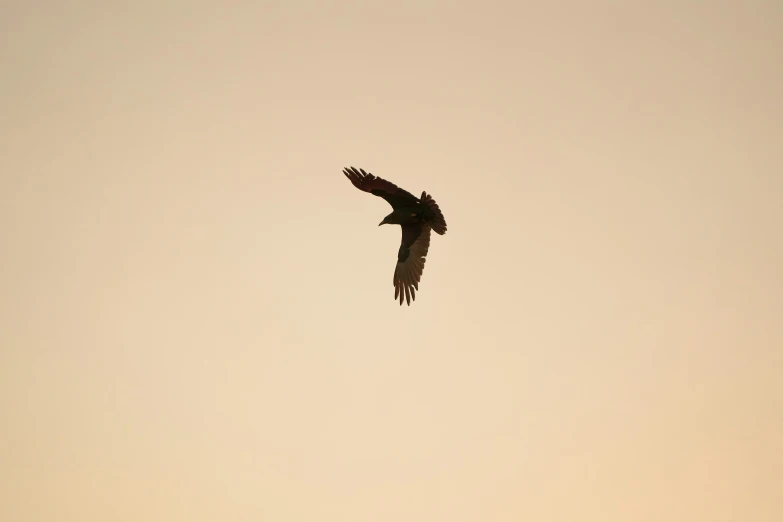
[343,166,447,305]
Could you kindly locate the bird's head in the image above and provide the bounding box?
[379,211,401,226]
[379,213,394,226]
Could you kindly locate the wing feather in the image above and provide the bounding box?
[393,225,432,305]
[343,166,419,209]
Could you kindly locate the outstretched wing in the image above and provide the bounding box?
[343,166,419,209]
[394,224,432,305]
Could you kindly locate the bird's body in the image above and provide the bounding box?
[343,166,447,305]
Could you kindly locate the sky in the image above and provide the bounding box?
[1,1,781,521]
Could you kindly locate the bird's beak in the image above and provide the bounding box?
[378,220,385,226]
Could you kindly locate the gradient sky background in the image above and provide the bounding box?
[2,2,781,521]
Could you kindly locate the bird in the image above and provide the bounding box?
[343,166,447,305]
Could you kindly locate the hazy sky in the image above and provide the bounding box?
[1,2,781,521]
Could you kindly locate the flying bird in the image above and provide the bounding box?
[343,166,447,305]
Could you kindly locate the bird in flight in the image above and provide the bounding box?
[343,166,447,305]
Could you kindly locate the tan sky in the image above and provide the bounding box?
[1,1,781,521]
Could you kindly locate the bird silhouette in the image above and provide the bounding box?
[343,166,447,305]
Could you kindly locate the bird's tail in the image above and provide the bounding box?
[421,191,447,235]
